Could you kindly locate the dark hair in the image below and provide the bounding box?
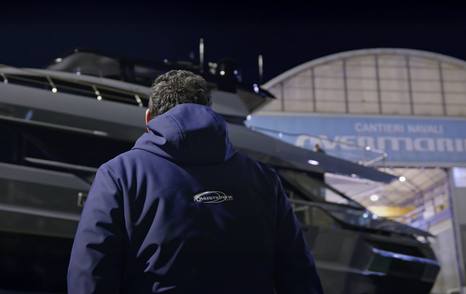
[148,70,211,116]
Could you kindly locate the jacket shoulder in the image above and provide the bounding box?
[234,152,282,189]
[98,148,168,178]
[103,148,163,167]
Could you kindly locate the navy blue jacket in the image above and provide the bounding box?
[68,103,323,294]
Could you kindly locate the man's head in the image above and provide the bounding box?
[146,70,211,124]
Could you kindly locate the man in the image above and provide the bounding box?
[314,143,326,154]
[68,70,323,294]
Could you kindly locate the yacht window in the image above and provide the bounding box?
[291,201,338,228]
[98,88,141,106]
[20,123,132,170]
[279,169,361,208]
[52,79,95,98]
[5,75,49,90]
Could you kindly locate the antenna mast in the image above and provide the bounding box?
[258,54,264,83]
[199,38,205,73]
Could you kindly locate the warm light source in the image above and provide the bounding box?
[368,205,415,218]
[399,176,406,182]
[370,194,379,202]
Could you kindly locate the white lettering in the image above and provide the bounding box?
[319,135,338,150]
[413,138,435,152]
[436,138,455,152]
[407,124,444,134]
[457,139,465,152]
[339,136,358,150]
[357,136,376,150]
[295,134,466,157]
[296,135,319,149]
[355,123,365,133]
[354,123,405,134]
[376,137,413,151]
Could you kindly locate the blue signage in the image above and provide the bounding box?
[247,114,466,167]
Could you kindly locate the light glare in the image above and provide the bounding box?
[370,194,379,202]
[308,159,319,166]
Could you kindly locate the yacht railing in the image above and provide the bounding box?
[0,65,149,107]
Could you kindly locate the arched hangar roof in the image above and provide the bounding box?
[261,48,466,117]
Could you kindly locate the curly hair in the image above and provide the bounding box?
[148,70,211,116]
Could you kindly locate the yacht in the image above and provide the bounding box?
[0,50,439,293]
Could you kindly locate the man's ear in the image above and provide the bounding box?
[145,109,152,125]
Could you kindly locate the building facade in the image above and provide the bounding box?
[249,49,466,294]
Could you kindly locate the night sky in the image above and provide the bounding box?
[2,2,466,84]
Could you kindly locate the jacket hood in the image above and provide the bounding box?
[133,103,236,164]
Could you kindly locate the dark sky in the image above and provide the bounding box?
[2,2,466,84]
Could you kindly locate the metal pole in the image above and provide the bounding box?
[438,61,447,116]
[342,59,349,113]
[199,38,205,73]
[405,55,415,115]
[258,54,264,83]
[448,168,466,294]
[374,54,382,114]
[310,67,316,112]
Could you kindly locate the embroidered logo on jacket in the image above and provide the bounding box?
[193,191,234,204]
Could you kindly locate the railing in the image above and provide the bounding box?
[0,65,149,107]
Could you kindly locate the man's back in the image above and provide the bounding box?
[68,102,322,294]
